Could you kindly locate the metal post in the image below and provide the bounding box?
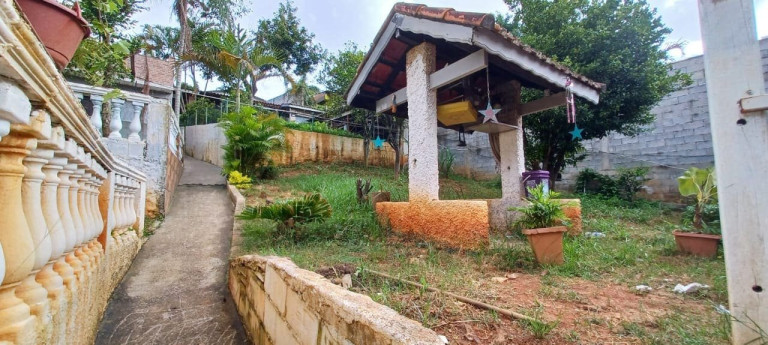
[698,0,768,342]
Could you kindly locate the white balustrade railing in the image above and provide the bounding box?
[68,82,151,141]
[0,2,149,343]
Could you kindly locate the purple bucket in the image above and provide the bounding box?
[522,170,550,197]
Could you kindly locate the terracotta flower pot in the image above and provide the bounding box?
[674,231,721,258]
[522,226,567,265]
[15,0,91,70]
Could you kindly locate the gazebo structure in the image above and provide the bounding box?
[346,3,604,248]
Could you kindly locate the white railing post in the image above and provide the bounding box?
[90,95,103,136]
[108,99,124,139]
[128,102,144,142]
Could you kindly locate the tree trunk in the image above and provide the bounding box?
[101,102,111,137]
[174,62,182,115]
[363,139,370,167]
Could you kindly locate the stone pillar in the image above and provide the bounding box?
[108,98,124,139]
[498,82,524,203]
[55,154,77,252]
[128,102,144,142]
[90,95,103,136]
[406,42,439,202]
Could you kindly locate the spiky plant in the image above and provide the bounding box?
[512,184,568,230]
[239,193,332,226]
[218,107,286,176]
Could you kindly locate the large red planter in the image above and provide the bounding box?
[522,226,567,265]
[674,231,721,258]
[15,0,90,70]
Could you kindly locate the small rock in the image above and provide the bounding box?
[331,278,341,285]
[505,273,519,279]
[438,335,449,344]
[635,285,653,293]
[341,274,353,289]
[715,304,730,315]
[673,282,709,294]
[491,277,508,283]
[259,191,268,199]
[584,232,606,238]
[540,270,549,276]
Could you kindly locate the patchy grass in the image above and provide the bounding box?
[241,163,728,344]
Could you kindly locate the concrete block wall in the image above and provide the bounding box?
[229,255,444,345]
[184,124,402,169]
[437,38,768,201]
[560,38,768,201]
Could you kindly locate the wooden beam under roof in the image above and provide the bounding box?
[375,49,488,113]
[520,92,567,116]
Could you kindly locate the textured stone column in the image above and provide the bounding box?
[128,102,144,142]
[108,98,124,139]
[406,42,439,202]
[90,95,103,136]
[498,81,524,202]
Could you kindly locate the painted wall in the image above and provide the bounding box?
[184,124,401,169]
[229,255,444,345]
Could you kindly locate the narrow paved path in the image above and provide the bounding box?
[95,157,247,345]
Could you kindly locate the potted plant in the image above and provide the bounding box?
[16,0,91,70]
[513,184,570,265]
[674,167,721,257]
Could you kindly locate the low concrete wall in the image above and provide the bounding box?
[184,123,400,168]
[229,255,444,345]
[376,200,490,249]
[164,149,183,212]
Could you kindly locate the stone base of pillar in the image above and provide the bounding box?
[375,200,489,249]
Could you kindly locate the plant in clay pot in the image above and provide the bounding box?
[16,0,91,70]
[512,184,571,265]
[674,166,721,257]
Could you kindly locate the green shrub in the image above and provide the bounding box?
[438,147,455,175]
[512,184,569,230]
[575,167,650,202]
[181,98,222,126]
[219,107,286,176]
[285,121,363,139]
[257,162,280,180]
[682,204,720,234]
[227,170,252,189]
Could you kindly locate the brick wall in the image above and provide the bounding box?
[126,55,176,88]
[228,255,444,345]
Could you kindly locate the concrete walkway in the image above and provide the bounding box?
[95,157,247,345]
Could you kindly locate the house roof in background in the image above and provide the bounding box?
[125,54,176,89]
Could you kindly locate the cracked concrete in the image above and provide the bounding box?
[95,157,247,345]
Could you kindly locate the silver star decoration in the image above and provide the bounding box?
[479,101,501,123]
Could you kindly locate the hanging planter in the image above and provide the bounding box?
[16,0,91,70]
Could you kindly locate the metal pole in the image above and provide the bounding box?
[698,0,768,342]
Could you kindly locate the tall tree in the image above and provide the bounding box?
[499,0,689,185]
[318,43,378,166]
[255,0,324,77]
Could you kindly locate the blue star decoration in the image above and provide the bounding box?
[569,124,584,141]
[373,135,385,148]
[479,101,501,123]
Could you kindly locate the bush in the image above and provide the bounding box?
[438,147,455,175]
[285,121,363,139]
[513,184,569,230]
[181,98,222,126]
[575,167,650,202]
[239,193,333,242]
[257,162,280,180]
[218,107,286,176]
[227,171,252,189]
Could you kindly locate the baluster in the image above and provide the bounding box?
[90,95,103,136]
[14,110,53,344]
[91,163,105,243]
[39,127,67,260]
[54,149,76,253]
[128,102,144,142]
[127,179,137,231]
[107,99,124,139]
[0,81,36,343]
[112,176,122,232]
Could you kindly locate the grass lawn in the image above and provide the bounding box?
[239,163,729,344]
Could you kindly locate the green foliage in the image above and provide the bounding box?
[521,304,559,339]
[682,204,720,235]
[438,147,455,175]
[227,170,252,189]
[318,42,371,141]
[256,162,280,180]
[574,167,650,202]
[499,0,691,180]
[284,121,362,139]
[678,166,718,231]
[66,0,144,86]
[240,193,331,224]
[180,98,222,125]
[255,0,324,76]
[218,106,286,176]
[513,184,568,230]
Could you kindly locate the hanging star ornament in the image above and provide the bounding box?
[569,124,584,141]
[479,101,501,123]
[373,135,385,148]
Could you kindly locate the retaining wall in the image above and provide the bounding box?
[184,123,400,169]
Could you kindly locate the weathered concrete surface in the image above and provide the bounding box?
[406,42,439,202]
[95,157,247,345]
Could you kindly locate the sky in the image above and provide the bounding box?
[133,0,768,100]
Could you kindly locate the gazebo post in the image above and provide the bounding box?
[406,42,439,202]
[498,81,525,203]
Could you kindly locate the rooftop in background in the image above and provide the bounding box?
[346,2,604,114]
[125,54,176,90]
